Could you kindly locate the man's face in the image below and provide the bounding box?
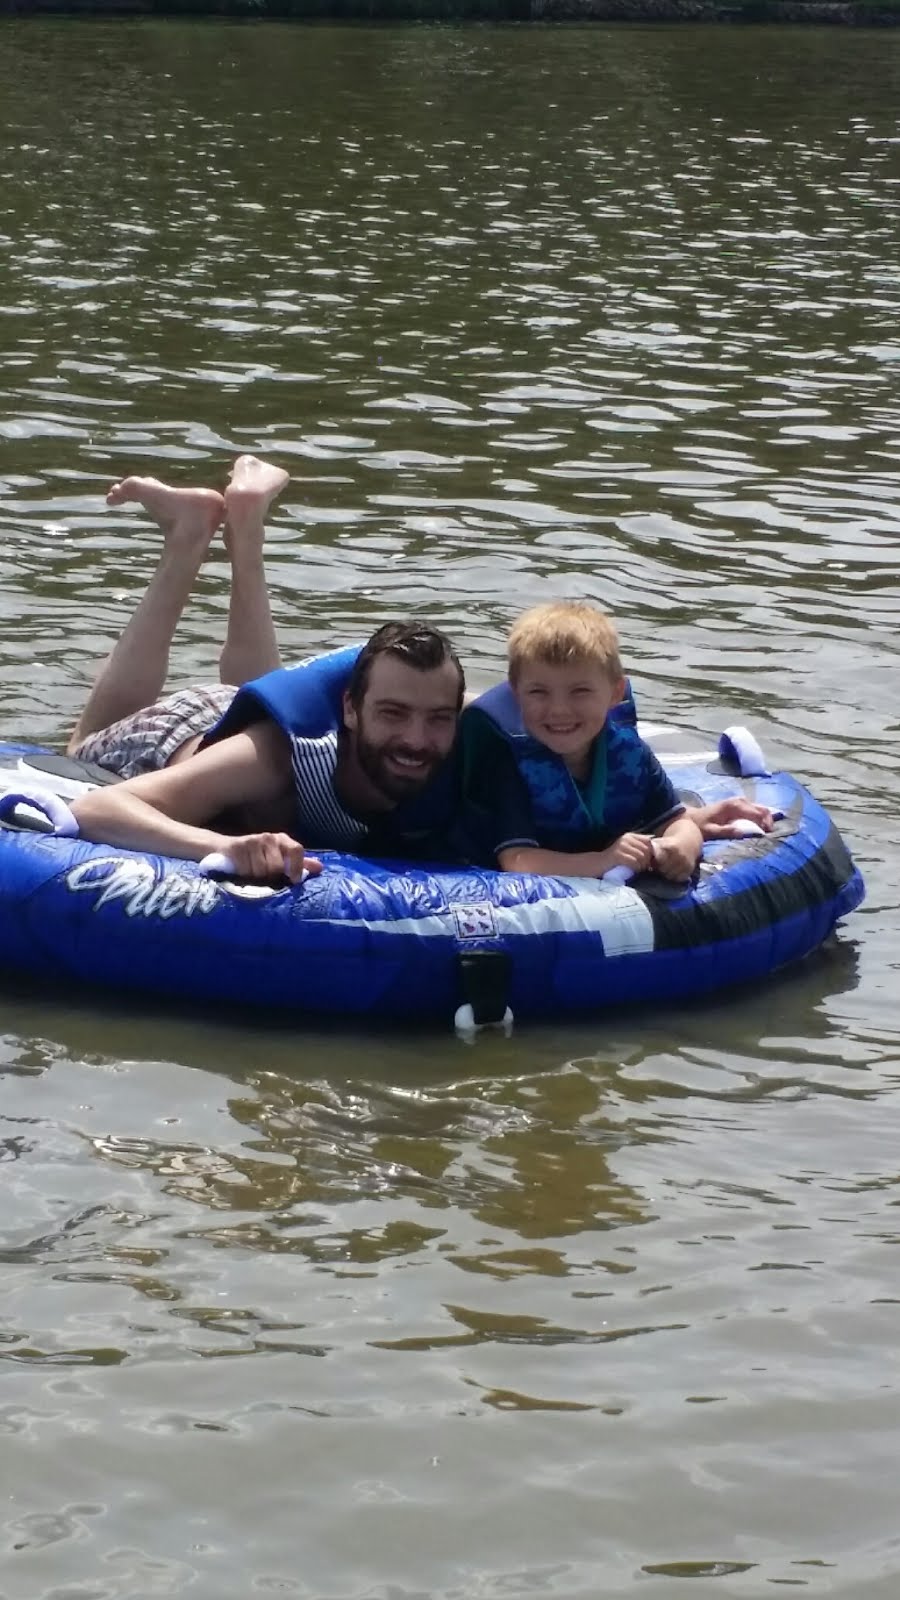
[342,653,461,804]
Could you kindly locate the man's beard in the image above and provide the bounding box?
[354,729,442,806]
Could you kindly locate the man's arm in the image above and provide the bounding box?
[71,721,319,883]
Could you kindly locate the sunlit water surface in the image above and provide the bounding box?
[1,19,899,1600]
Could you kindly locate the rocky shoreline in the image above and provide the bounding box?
[2,0,898,20]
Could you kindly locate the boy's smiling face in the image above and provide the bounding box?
[514,658,627,773]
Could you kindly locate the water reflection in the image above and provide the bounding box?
[0,933,873,1380]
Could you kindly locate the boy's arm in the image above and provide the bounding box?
[686,797,775,838]
[498,836,654,878]
[71,721,319,883]
[628,737,701,882]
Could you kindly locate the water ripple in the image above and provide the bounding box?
[1,19,899,1600]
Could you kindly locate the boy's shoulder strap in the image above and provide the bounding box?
[466,681,526,738]
[612,678,638,728]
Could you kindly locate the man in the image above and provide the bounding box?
[73,620,463,882]
[70,458,465,881]
[69,459,773,881]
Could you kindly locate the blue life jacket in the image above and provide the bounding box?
[462,678,675,852]
[205,644,361,746]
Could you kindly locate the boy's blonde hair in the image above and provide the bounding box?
[508,601,623,684]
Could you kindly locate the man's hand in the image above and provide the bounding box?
[225,832,321,884]
[693,797,775,840]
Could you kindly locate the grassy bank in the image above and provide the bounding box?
[2,0,899,19]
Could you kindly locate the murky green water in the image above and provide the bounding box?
[1,17,899,1599]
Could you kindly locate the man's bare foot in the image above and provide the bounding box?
[106,477,225,550]
[222,456,290,557]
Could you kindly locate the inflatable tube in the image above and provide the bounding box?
[0,736,864,1026]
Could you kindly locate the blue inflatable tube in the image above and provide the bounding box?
[0,738,864,1025]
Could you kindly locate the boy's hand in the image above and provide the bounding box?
[225,832,321,884]
[652,834,696,882]
[651,816,704,882]
[599,833,654,875]
[693,798,775,839]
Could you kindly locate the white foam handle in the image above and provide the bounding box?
[602,836,668,885]
[601,864,634,885]
[199,850,237,876]
[718,726,769,778]
[199,850,310,884]
[724,818,767,837]
[0,789,80,837]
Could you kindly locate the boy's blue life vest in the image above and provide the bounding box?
[460,678,677,853]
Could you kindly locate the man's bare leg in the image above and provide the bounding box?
[217,455,288,687]
[67,478,225,752]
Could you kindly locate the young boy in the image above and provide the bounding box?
[459,601,702,882]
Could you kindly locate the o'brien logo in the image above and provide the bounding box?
[66,857,220,920]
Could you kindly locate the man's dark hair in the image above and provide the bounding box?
[346,621,465,709]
